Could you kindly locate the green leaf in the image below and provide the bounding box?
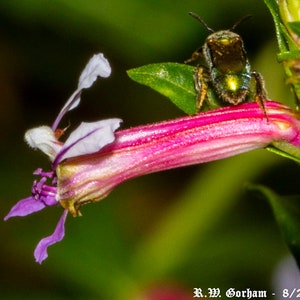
[264,0,299,54]
[264,0,300,105]
[266,141,300,164]
[127,63,197,114]
[288,21,300,37]
[277,50,300,62]
[247,184,300,267]
[264,0,288,53]
[127,62,223,114]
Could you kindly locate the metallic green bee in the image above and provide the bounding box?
[185,12,267,117]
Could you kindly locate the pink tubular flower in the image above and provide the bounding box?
[57,101,300,216]
[4,54,300,264]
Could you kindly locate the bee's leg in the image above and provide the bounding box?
[184,46,203,64]
[252,71,268,121]
[194,66,209,112]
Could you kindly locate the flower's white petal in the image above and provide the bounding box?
[67,91,81,111]
[59,118,122,161]
[51,90,81,130]
[78,53,111,90]
[58,90,81,116]
[25,126,62,161]
[51,53,111,131]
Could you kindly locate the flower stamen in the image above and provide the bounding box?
[31,170,57,206]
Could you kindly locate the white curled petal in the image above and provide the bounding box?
[51,53,111,131]
[25,126,62,161]
[61,90,81,114]
[78,53,111,90]
[59,118,122,161]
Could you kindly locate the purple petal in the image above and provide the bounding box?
[55,118,122,164]
[4,197,47,221]
[34,209,68,264]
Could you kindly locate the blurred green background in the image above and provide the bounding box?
[1,0,299,299]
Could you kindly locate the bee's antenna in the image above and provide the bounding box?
[188,12,215,33]
[231,14,252,31]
